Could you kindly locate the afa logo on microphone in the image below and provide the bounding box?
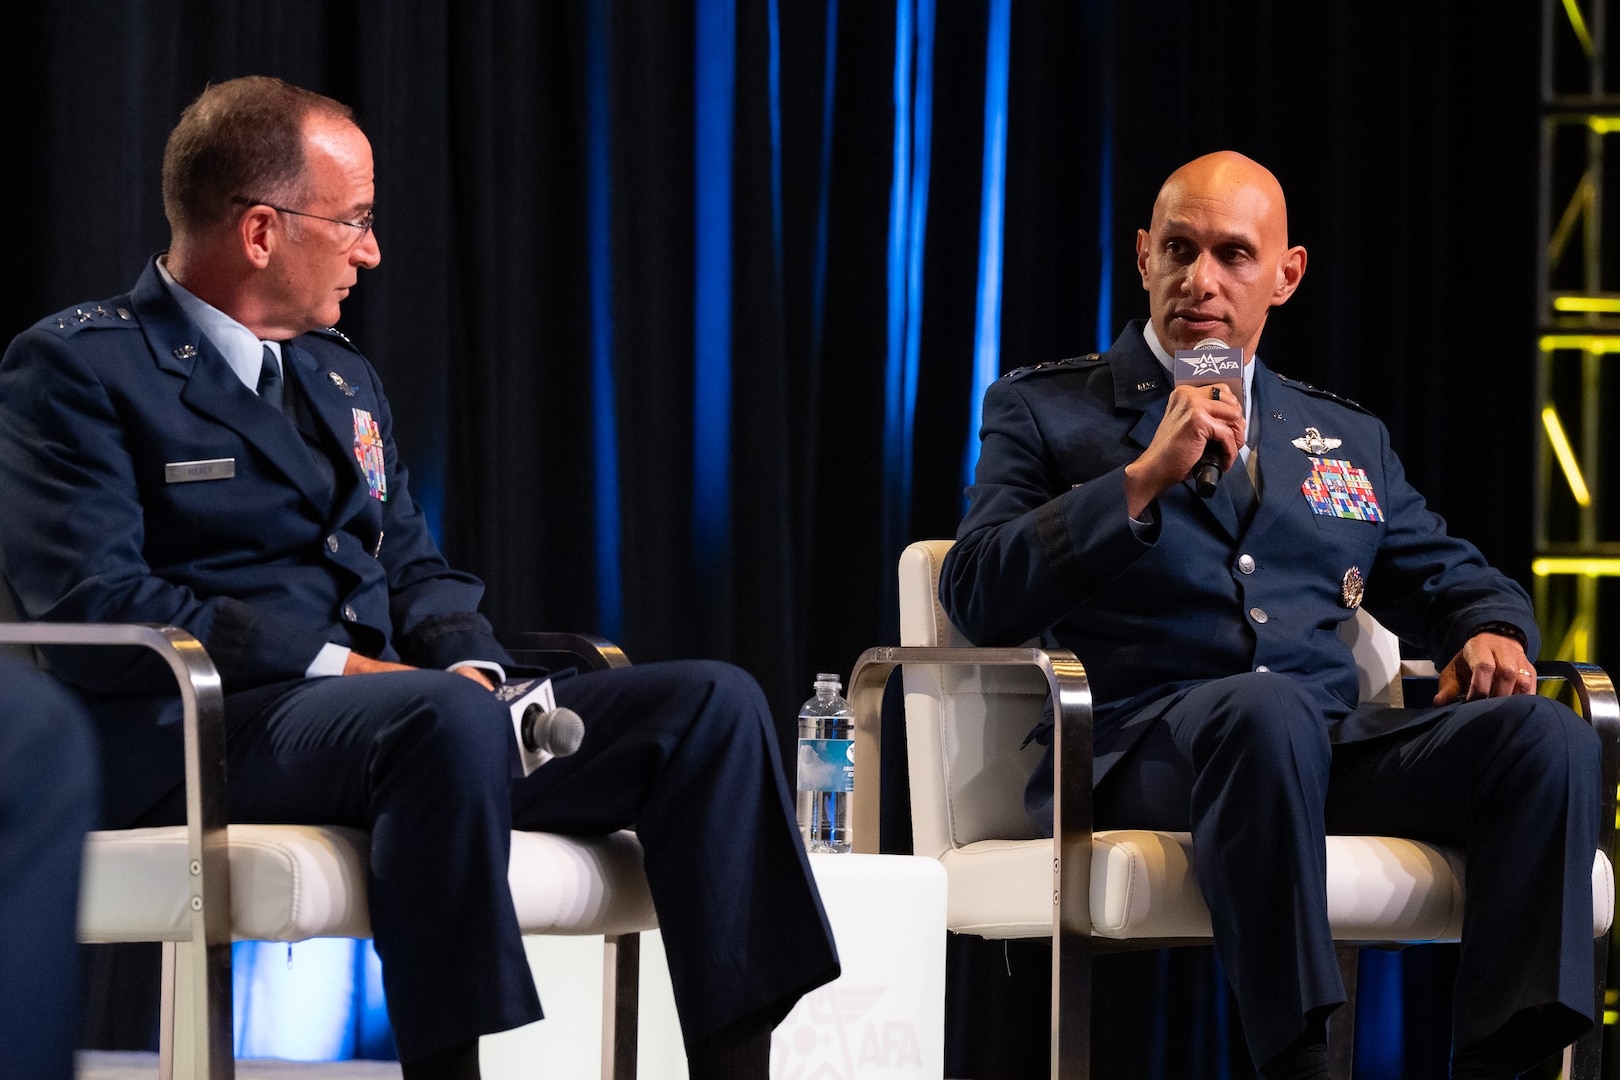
[1182,351,1240,378]
[1172,341,1244,403]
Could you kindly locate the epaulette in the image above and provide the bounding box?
[311,325,363,353]
[1002,353,1100,382]
[1273,371,1374,416]
[38,302,138,337]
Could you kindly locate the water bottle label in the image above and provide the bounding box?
[796,738,854,793]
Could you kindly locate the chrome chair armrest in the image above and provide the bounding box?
[1537,661,1620,851]
[846,644,1091,906]
[0,621,231,1079]
[505,631,631,672]
[847,643,1091,1070]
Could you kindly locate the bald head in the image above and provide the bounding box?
[1151,151,1291,251]
[1136,151,1306,358]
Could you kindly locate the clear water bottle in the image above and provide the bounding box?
[796,672,855,853]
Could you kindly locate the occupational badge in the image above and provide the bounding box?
[1301,457,1384,522]
[1341,566,1364,609]
[1291,427,1341,454]
[352,408,388,502]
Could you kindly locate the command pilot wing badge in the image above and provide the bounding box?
[1291,427,1341,454]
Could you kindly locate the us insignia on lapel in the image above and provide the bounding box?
[352,408,388,501]
[1301,457,1383,522]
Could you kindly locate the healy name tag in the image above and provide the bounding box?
[164,458,236,483]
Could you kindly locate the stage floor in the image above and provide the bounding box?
[78,1052,401,1079]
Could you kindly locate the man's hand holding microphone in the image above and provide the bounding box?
[1123,339,1246,518]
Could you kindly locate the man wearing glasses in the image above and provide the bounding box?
[0,76,837,1080]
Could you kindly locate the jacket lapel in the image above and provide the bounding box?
[1245,364,1314,539]
[131,268,332,512]
[283,341,373,528]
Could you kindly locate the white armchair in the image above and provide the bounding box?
[847,538,1619,1080]
[0,621,655,1080]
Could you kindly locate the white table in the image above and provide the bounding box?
[481,852,948,1079]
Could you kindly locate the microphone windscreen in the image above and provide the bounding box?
[542,707,586,757]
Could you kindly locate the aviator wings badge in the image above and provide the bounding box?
[1291,427,1342,455]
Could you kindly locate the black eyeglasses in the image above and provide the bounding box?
[234,196,374,239]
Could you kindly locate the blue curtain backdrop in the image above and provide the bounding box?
[0,1,1566,1076]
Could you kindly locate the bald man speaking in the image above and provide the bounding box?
[942,152,1597,1079]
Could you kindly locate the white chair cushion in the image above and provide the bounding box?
[937,830,1614,943]
[80,824,656,944]
[507,828,657,934]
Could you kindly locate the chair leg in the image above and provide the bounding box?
[601,933,640,1080]
[163,939,234,1080]
[160,942,177,1080]
[1566,934,1608,1080]
[1051,931,1092,1080]
[1328,945,1358,1080]
[1567,1015,1603,1080]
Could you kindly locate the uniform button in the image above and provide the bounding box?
[343,604,358,622]
[326,534,340,553]
[1249,607,1269,624]
[1256,665,1271,673]
[1237,553,1256,575]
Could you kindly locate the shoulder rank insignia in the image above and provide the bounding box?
[1274,372,1371,414]
[47,301,136,334]
[315,325,362,353]
[1291,427,1341,454]
[1002,354,1098,382]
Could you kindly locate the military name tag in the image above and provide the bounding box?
[1301,456,1383,521]
[164,458,236,483]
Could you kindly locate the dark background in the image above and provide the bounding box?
[0,1,1591,1076]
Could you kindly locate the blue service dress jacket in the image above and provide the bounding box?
[941,319,1541,783]
[0,257,508,825]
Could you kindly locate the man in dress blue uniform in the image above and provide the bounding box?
[941,151,1598,1079]
[0,76,836,1080]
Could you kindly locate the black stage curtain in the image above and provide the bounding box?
[0,2,1563,1075]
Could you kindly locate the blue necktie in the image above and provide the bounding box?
[257,345,283,412]
[1228,450,1259,527]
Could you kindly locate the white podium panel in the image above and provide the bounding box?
[481,853,947,1079]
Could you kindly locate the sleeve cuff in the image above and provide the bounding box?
[1471,621,1529,649]
[306,642,351,678]
[450,659,507,684]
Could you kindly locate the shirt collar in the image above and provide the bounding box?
[157,256,282,392]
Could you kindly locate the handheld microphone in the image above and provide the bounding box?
[1172,338,1244,498]
[494,676,585,775]
[521,704,585,758]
